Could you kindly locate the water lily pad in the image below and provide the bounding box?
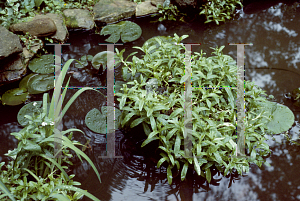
[85,106,122,134]
[92,51,120,72]
[27,74,54,94]
[1,88,29,106]
[100,21,142,43]
[28,54,60,74]
[19,73,38,90]
[259,101,295,134]
[17,101,42,126]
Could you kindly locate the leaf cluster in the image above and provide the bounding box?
[199,0,243,24]
[152,0,186,22]
[115,34,275,184]
[0,59,102,200]
[0,0,98,29]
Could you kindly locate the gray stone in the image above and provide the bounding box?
[63,9,95,30]
[0,53,26,84]
[171,0,198,10]
[93,0,137,24]
[136,0,158,17]
[9,18,57,37]
[33,13,68,43]
[0,26,23,60]
[151,0,165,6]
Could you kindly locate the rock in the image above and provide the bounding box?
[0,26,23,60]
[9,18,57,37]
[33,13,68,43]
[93,0,137,24]
[63,9,95,30]
[0,53,26,84]
[171,0,200,12]
[136,0,158,17]
[151,0,165,6]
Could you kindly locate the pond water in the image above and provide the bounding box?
[1,0,300,200]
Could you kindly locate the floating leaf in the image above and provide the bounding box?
[1,88,29,106]
[92,51,120,72]
[264,102,295,134]
[19,73,37,90]
[27,74,54,94]
[18,101,42,126]
[85,106,122,134]
[17,101,49,127]
[28,54,60,74]
[100,21,142,43]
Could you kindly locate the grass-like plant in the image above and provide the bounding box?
[0,59,102,200]
[114,34,294,184]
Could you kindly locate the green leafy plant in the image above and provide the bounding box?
[0,58,103,200]
[100,21,142,43]
[199,0,243,24]
[152,0,186,22]
[0,0,36,28]
[19,32,45,54]
[0,0,98,28]
[114,34,294,184]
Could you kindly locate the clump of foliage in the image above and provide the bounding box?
[199,0,243,24]
[152,0,186,22]
[0,0,98,29]
[0,59,102,200]
[114,34,294,184]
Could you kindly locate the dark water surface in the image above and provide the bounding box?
[1,1,300,200]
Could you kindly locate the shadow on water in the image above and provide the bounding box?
[1,0,300,200]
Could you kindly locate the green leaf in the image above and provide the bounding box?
[141,136,159,147]
[0,180,16,201]
[205,168,211,183]
[49,185,100,201]
[23,140,41,152]
[85,107,122,134]
[28,54,57,74]
[27,74,54,94]
[1,88,29,106]
[130,117,147,128]
[100,21,142,43]
[193,155,201,176]
[157,156,168,168]
[264,102,295,134]
[167,165,173,184]
[181,162,188,181]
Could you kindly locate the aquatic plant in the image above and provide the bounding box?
[0,88,29,106]
[199,0,243,24]
[0,59,102,200]
[85,106,122,134]
[28,54,57,74]
[152,0,186,22]
[100,21,142,43]
[114,34,295,184]
[74,55,93,68]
